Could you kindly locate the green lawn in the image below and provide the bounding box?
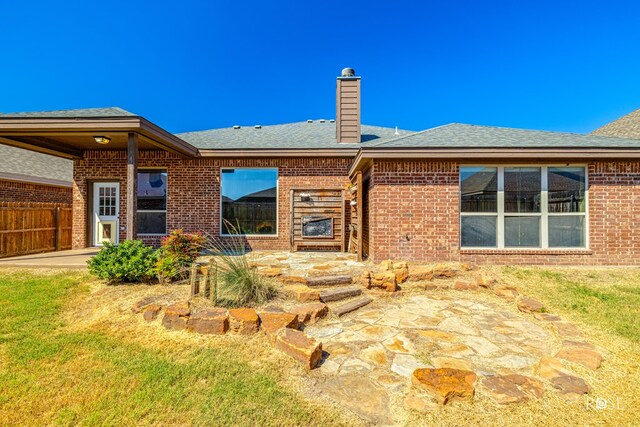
[499,266,640,342]
[0,271,346,427]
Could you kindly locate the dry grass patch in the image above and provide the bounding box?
[0,269,357,427]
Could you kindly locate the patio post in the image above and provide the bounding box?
[126,132,138,241]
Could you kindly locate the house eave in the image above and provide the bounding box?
[348,147,640,177]
[197,148,359,157]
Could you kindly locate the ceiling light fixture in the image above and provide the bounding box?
[94,136,111,145]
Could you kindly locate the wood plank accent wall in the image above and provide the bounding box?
[0,202,72,258]
[290,188,345,251]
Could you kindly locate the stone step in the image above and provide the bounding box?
[306,275,353,287]
[332,296,373,316]
[319,286,362,302]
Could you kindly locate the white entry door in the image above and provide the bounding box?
[93,182,120,246]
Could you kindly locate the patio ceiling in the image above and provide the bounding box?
[0,116,199,159]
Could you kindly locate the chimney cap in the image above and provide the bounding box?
[341,67,355,77]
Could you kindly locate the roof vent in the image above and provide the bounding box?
[254,125,261,129]
[233,125,240,129]
[307,119,313,123]
[329,119,335,123]
[319,119,326,123]
[341,67,355,77]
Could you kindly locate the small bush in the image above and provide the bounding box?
[156,229,206,283]
[203,222,277,307]
[88,240,157,284]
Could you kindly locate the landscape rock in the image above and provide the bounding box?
[370,271,397,292]
[553,322,584,339]
[132,296,158,314]
[432,263,457,279]
[454,281,479,291]
[261,267,282,277]
[538,356,570,379]
[274,328,323,369]
[404,394,435,412]
[379,260,409,284]
[482,374,544,404]
[229,308,260,334]
[556,343,602,370]
[290,302,328,325]
[493,285,519,301]
[550,375,590,400]
[187,308,228,335]
[162,302,191,330]
[408,266,434,282]
[259,311,299,342]
[142,304,162,321]
[517,296,544,313]
[278,275,308,285]
[283,285,320,302]
[474,275,496,289]
[411,368,477,404]
[533,312,562,322]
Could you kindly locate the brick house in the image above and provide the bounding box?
[1,68,640,265]
[0,144,72,204]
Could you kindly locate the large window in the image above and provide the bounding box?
[460,166,586,249]
[137,169,167,235]
[221,168,277,235]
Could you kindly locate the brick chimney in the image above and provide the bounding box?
[336,67,361,143]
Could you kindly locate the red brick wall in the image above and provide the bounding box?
[0,179,72,204]
[366,160,640,265]
[73,151,351,249]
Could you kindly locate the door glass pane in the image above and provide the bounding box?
[504,167,541,213]
[461,216,497,247]
[505,216,540,247]
[460,167,497,212]
[548,167,586,213]
[137,212,167,234]
[549,216,585,247]
[221,168,278,235]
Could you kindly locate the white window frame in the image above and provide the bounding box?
[219,167,279,237]
[137,167,168,236]
[460,165,588,250]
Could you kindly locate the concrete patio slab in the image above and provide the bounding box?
[0,248,98,268]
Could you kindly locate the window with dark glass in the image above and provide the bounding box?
[459,166,586,249]
[460,167,497,247]
[221,168,277,235]
[137,169,167,234]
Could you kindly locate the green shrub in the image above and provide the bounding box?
[87,240,157,284]
[156,229,206,283]
[203,222,277,307]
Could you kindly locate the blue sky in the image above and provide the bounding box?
[1,1,639,134]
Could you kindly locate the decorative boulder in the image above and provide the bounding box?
[186,308,228,335]
[493,285,519,301]
[517,296,544,313]
[274,328,323,369]
[259,311,299,343]
[229,308,260,335]
[282,285,320,302]
[379,260,409,284]
[432,263,457,279]
[370,271,397,292]
[143,304,162,321]
[409,266,434,282]
[162,302,191,331]
[290,302,328,325]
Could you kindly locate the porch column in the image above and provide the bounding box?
[126,132,138,240]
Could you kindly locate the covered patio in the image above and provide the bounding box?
[0,109,198,249]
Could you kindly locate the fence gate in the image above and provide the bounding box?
[290,188,345,251]
[0,202,72,258]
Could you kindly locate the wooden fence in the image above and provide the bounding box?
[0,202,73,258]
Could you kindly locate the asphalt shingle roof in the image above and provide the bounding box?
[0,107,137,118]
[0,145,72,184]
[591,108,640,139]
[365,123,640,149]
[176,121,413,149]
